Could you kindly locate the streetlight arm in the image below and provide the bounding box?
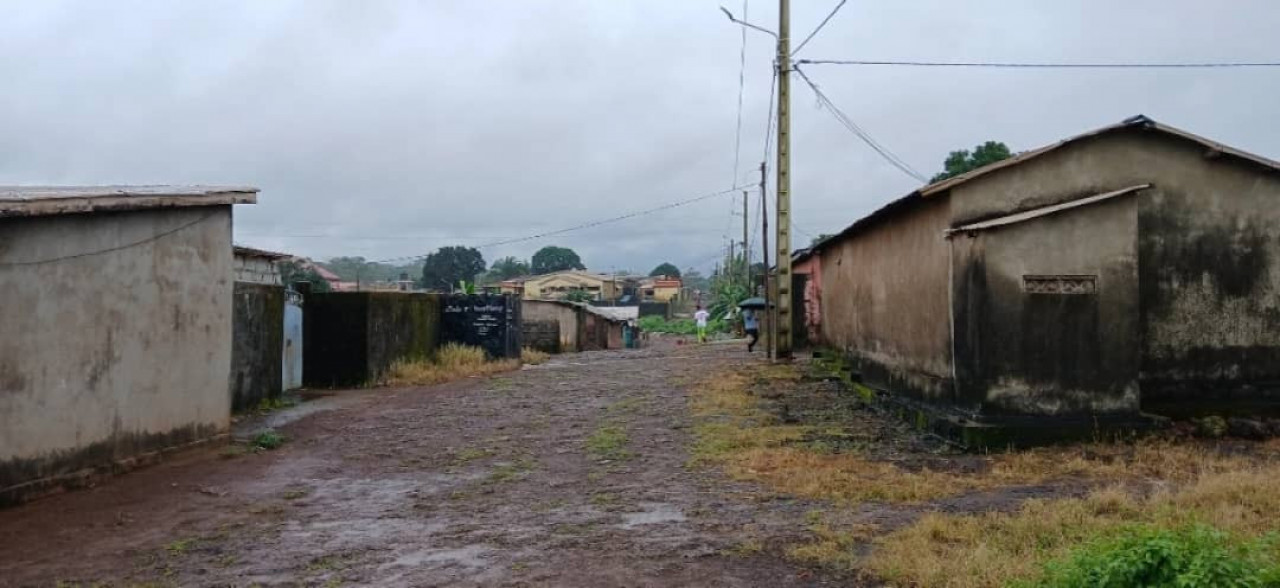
[719,6,779,39]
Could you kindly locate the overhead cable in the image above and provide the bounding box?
[792,0,848,56]
[793,66,927,182]
[797,58,1280,69]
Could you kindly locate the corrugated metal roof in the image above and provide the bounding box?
[920,115,1280,197]
[586,305,639,322]
[946,184,1150,235]
[0,185,258,218]
[804,115,1280,256]
[233,245,293,260]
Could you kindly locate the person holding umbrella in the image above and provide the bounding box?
[738,297,767,353]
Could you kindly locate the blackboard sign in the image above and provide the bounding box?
[441,294,522,359]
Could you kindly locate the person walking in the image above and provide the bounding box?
[743,308,760,352]
[694,305,710,343]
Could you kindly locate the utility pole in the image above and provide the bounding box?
[728,239,735,289]
[774,0,793,359]
[742,192,750,287]
[760,161,772,359]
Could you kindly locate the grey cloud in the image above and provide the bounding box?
[2,0,1277,272]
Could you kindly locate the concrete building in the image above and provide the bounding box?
[639,276,682,302]
[0,186,257,503]
[809,116,1280,443]
[512,271,622,301]
[232,246,288,285]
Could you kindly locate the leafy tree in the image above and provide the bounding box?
[564,289,594,303]
[322,256,421,282]
[531,245,585,274]
[489,256,531,280]
[279,261,331,293]
[682,268,710,294]
[930,140,1012,182]
[649,262,681,278]
[809,234,835,247]
[420,246,486,292]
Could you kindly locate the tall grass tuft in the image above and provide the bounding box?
[384,343,519,387]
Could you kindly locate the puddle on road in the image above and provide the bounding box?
[386,544,492,569]
[619,502,686,529]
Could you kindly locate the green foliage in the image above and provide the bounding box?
[931,140,1012,182]
[638,316,728,335]
[252,430,286,450]
[278,261,331,292]
[1027,525,1280,588]
[420,246,486,292]
[488,256,531,280]
[531,245,585,274]
[322,256,421,282]
[650,262,681,278]
[457,280,477,294]
[563,289,594,303]
[810,234,835,247]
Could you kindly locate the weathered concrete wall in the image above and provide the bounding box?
[522,320,561,353]
[1134,144,1280,414]
[947,128,1280,415]
[951,196,1140,417]
[0,206,234,504]
[233,254,280,285]
[367,292,441,382]
[522,300,583,353]
[230,282,285,412]
[818,196,954,402]
[303,292,441,387]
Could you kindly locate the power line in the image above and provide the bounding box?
[1,212,217,267]
[372,186,749,264]
[794,66,928,182]
[731,0,749,187]
[792,0,848,56]
[796,58,1280,69]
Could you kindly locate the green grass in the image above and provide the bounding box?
[252,430,286,450]
[637,316,729,335]
[586,425,632,461]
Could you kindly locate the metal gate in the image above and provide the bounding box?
[282,290,304,391]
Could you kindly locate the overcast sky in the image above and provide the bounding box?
[3,1,1278,274]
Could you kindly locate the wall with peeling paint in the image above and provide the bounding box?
[0,206,234,504]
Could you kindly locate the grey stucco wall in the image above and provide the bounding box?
[951,196,1140,417]
[818,195,955,402]
[0,206,234,503]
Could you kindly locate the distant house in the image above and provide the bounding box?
[233,245,289,285]
[518,271,622,301]
[808,115,1280,443]
[310,263,356,292]
[0,185,257,503]
[639,276,682,302]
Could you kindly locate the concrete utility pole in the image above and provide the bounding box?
[774,0,793,359]
[742,192,750,287]
[760,161,772,359]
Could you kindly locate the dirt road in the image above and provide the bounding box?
[0,341,839,587]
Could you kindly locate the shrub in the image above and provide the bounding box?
[638,316,729,335]
[252,430,286,450]
[1029,524,1280,588]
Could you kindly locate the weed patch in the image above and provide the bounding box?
[867,466,1280,587]
[689,362,1280,586]
[384,343,519,387]
[586,425,631,462]
[252,430,286,450]
[521,347,550,365]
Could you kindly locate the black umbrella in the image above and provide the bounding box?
[737,297,768,309]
